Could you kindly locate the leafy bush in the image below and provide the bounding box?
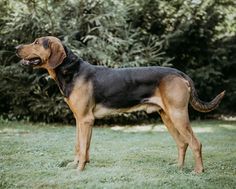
[0,0,235,124]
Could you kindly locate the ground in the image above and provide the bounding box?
[0,120,236,189]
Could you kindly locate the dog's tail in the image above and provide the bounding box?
[181,73,225,112]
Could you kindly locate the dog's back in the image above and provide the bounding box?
[91,65,181,109]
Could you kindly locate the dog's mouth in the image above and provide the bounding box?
[21,57,42,66]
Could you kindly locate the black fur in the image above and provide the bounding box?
[54,46,81,97]
[55,46,182,108]
[92,66,181,108]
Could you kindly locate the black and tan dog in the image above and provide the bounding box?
[16,36,225,173]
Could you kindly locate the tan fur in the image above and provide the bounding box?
[64,78,95,170]
[159,76,204,173]
[94,103,161,118]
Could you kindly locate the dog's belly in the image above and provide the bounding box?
[93,99,162,119]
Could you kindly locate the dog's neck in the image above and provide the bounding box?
[52,46,82,97]
[60,45,80,67]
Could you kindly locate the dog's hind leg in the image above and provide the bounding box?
[160,75,204,173]
[159,110,188,168]
[167,108,204,173]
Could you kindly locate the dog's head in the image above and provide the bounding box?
[16,36,66,69]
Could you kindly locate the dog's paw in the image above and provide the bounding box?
[66,161,78,169]
[77,162,87,171]
[58,159,74,168]
[194,167,204,174]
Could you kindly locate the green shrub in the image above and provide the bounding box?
[0,0,235,124]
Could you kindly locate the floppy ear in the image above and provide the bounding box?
[42,38,49,49]
[48,40,66,69]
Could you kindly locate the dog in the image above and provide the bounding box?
[16,36,225,173]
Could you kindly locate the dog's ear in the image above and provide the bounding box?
[48,39,66,69]
[42,38,50,49]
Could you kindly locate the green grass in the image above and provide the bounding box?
[0,120,236,189]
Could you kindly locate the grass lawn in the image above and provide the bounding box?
[0,120,236,189]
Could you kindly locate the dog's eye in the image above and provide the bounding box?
[34,40,39,45]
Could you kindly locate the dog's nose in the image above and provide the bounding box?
[15,45,22,51]
[15,45,23,55]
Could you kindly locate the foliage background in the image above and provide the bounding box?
[0,0,235,124]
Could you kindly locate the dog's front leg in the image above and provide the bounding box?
[77,114,94,171]
[65,119,81,169]
[74,121,81,165]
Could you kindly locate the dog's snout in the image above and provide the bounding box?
[15,45,23,51]
[15,45,23,56]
